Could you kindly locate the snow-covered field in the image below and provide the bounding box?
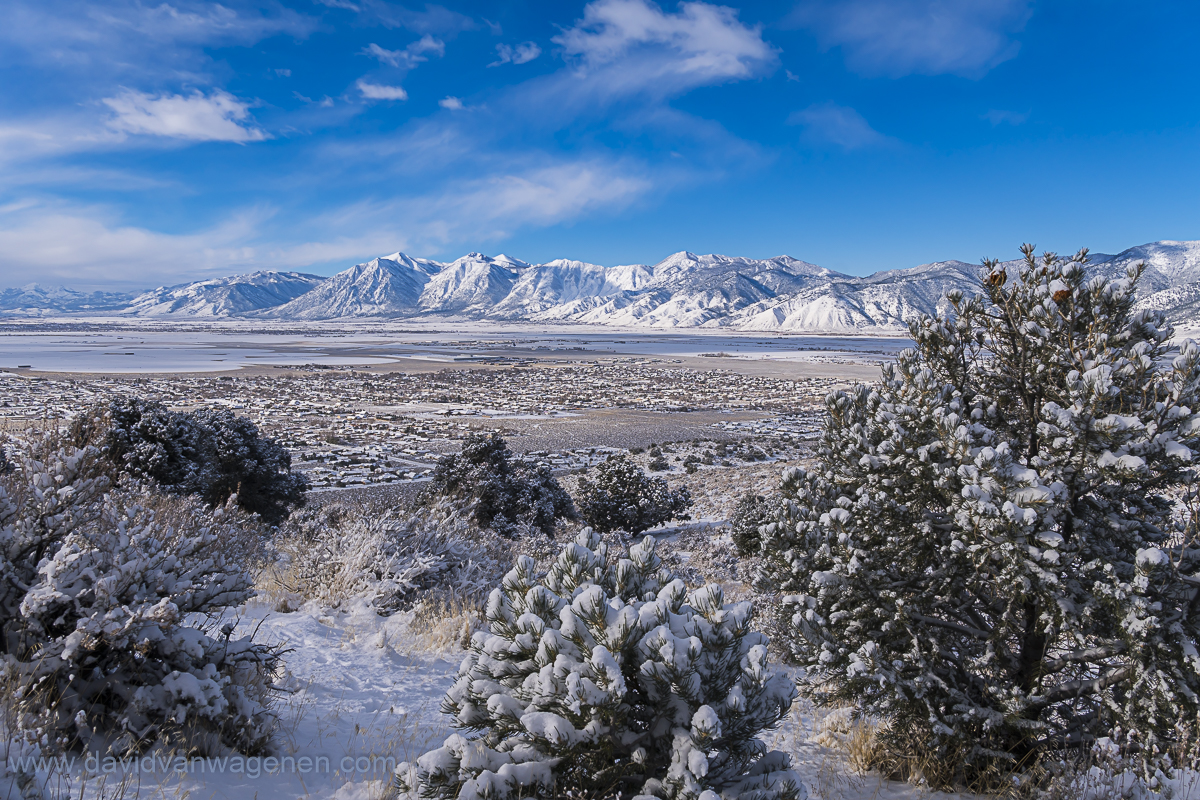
[0,593,966,800]
[4,527,1197,800]
[1,597,980,800]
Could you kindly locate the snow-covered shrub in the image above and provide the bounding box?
[71,397,308,524]
[576,455,692,535]
[1029,731,1200,800]
[755,246,1200,786]
[394,529,803,800]
[270,498,513,614]
[0,438,279,757]
[425,433,575,538]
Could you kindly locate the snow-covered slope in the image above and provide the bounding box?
[6,240,1200,331]
[126,271,325,317]
[1093,240,1200,289]
[731,259,982,333]
[504,252,851,328]
[265,253,442,319]
[1092,241,1200,324]
[418,253,525,314]
[490,259,616,318]
[541,253,969,332]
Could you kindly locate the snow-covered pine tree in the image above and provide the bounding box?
[730,494,785,558]
[0,438,279,756]
[577,455,692,535]
[72,397,308,524]
[754,245,1200,784]
[425,432,575,538]
[394,528,803,800]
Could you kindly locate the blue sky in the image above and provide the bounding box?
[1,0,1197,289]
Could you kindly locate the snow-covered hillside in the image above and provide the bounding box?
[417,252,526,314]
[8,240,1200,331]
[267,254,440,319]
[125,271,324,317]
[1098,240,1200,324]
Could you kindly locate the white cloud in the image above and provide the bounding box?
[357,81,409,101]
[0,158,654,288]
[553,0,776,95]
[417,160,653,240]
[364,3,476,36]
[297,155,657,250]
[362,35,445,68]
[788,102,889,150]
[489,42,542,67]
[438,96,465,110]
[102,89,269,142]
[791,0,1031,78]
[0,1,315,81]
[363,43,404,66]
[294,92,336,108]
[0,201,268,288]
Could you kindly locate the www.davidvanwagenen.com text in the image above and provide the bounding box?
[9,753,399,779]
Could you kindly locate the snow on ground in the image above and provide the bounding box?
[208,599,982,800]
[1,598,458,800]
[2,591,987,800]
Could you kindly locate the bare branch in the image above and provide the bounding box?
[1027,666,1133,710]
[909,612,991,641]
[1042,643,1126,674]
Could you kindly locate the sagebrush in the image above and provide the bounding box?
[269,497,514,614]
[424,432,575,538]
[0,436,279,759]
[576,454,692,535]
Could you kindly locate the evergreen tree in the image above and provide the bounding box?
[426,432,575,537]
[395,529,803,800]
[756,246,1200,782]
[729,494,785,557]
[577,455,692,535]
[73,397,308,524]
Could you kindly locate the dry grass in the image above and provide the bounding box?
[259,498,515,616]
[397,594,487,655]
[802,702,1200,800]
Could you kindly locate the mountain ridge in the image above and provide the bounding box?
[7,240,1200,332]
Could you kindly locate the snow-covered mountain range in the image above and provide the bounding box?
[7,240,1200,332]
[0,284,133,314]
[125,271,325,317]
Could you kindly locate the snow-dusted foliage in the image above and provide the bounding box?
[730,494,785,558]
[72,397,308,524]
[273,499,513,614]
[394,528,803,800]
[426,433,575,538]
[577,454,693,535]
[0,438,279,756]
[755,246,1200,782]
